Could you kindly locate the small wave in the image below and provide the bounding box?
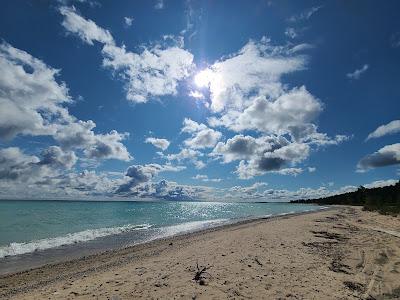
[0,224,151,258]
[158,219,229,237]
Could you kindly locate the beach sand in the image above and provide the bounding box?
[1,206,399,299]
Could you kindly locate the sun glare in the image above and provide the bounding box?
[194,69,213,87]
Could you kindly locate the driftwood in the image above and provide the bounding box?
[193,261,212,283]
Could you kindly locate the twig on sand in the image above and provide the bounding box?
[193,261,212,284]
[254,257,263,266]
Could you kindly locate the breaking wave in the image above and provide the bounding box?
[0,223,151,258]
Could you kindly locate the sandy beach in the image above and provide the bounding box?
[1,206,399,299]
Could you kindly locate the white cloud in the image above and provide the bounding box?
[0,41,71,139]
[363,179,398,189]
[0,41,131,161]
[234,142,308,179]
[39,146,77,170]
[145,137,170,151]
[181,118,222,149]
[346,64,369,80]
[192,174,222,182]
[0,146,78,188]
[59,6,114,45]
[288,6,323,23]
[162,148,206,169]
[274,167,303,176]
[154,0,164,9]
[202,39,345,145]
[211,135,260,163]
[113,163,215,200]
[55,121,131,161]
[115,164,163,193]
[0,147,47,182]
[114,179,214,201]
[366,120,400,140]
[307,167,316,172]
[196,38,348,179]
[357,143,400,172]
[59,7,194,103]
[197,38,307,113]
[124,16,134,27]
[102,42,194,103]
[189,90,205,100]
[210,86,322,137]
[0,146,396,201]
[222,183,332,202]
[228,182,268,195]
[211,134,309,179]
[285,27,298,39]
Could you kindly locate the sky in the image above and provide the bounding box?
[0,0,399,201]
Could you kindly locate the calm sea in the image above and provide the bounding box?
[0,200,320,273]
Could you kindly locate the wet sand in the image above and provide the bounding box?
[1,206,399,299]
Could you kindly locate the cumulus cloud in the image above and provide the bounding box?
[114,179,214,201]
[0,146,396,201]
[0,147,125,198]
[59,7,194,103]
[210,87,322,137]
[195,38,348,179]
[181,118,222,149]
[0,146,78,185]
[222,182,331,202]
[0,41,71,140]
[39,146,77,169]
[115,164,161,193]
[201,38,344,143]
[346,64,369,80]
[234,142,308,179]
[366,120,400,140]
[145,137,170,151]
[102,42,194,103]
[0,41,131,161]
[0,147,43,182]
[211,134,309,179]
[55,121,131,161]
[114,163,186,195]
[197,38,307,113]
[357,143,400,172]
[211,135,260,163]
[162,148,206,169]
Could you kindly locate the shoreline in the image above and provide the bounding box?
[0,205,326,276]
[1,206,399,299]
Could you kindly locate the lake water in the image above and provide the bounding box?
[0,200,321,274]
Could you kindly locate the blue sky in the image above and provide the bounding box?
[0,0,399,201]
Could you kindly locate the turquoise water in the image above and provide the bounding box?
[0,200,319,258]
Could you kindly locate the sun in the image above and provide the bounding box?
[194,69,213,88]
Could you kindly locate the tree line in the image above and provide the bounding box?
[291,180,400,216]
